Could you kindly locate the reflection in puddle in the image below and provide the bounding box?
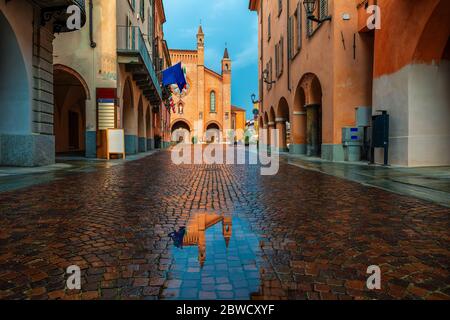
[166,213,261,300]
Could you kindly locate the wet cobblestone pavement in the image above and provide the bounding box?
[0,149,449,300]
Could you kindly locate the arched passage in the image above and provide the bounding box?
[0,11,31,141]
[53,66,88,155]
[137,96,146,153]
[122,78,137,154]
[291,82,307,154]
[276,97,290,152]
[206,122,221,143]
[299,73,323,157]
[171,120,191,143]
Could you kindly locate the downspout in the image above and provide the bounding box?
[287,0,291,92]
[89,0,96,48]
[260,0,264,108]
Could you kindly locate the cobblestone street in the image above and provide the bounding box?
[0,149,449,300]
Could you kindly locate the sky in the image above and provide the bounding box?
[163,0,258,120]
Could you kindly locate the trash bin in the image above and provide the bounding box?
[342,127,363,162]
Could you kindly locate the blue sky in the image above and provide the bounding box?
[163,0,258,120]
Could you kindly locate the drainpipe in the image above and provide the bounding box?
[287,0,291,92]
[89,0,96,48]
[260,1,264,108]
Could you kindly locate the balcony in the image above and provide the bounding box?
[117,26,162,104]
[38,0,86,33]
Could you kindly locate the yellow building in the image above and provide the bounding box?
[169,26,234,143]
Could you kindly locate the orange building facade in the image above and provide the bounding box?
[249,0,449,166]
[169,26,233,143]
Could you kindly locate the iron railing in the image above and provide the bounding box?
[117,25,162,100]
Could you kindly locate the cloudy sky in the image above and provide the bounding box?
[163,0,258,119]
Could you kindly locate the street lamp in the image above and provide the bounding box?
[251,93,259,104]
[262,68,275,85]
[303,0,331,23]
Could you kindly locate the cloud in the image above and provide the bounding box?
[233,32,258,70]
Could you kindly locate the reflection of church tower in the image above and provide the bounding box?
[197,213,206,268]
[181,213,233,268]
[222,216,232,248]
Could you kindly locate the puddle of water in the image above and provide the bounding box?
[165,213,262,300]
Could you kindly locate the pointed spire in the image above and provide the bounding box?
[223,47,229,59]
[197,24,204,35]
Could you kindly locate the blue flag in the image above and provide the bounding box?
[162,62,186,92]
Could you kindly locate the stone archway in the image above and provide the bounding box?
[276,97,290,152]
[205,122,221,143]
[0,11,31,165]
[122,77,137,154]
[53,65,88,155]
[171,120,191,143]
[299,73,323,157]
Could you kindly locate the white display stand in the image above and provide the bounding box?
[106,129,125,160]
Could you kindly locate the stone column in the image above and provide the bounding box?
[267,121,275,149]
[306,104,320,156]
[275,118,288,152]
[291,111,307,154]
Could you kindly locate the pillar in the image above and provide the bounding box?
[275,118,288,152]
[267,122,275,150]
[291,110,307,154]
[306,104,320,156]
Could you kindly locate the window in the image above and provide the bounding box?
[289,2,302,60]
[140,0,145,21]
[307,0,328,38]
[178,103,184,115]
[129,0,136,11]
[275,37,284,78]
[267,14,271,41]
[319,0,329,20]
[297,2,302,51]
[126,17,135,50]
[210,91,216,113]
[288,16,294,60]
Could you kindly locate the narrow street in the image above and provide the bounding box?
[0,149,448,300]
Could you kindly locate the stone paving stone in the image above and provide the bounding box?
[0,148,448,300]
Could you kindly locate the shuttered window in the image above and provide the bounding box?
[320,0,329,20]
[288,16,293,60]
[297,2,302,50]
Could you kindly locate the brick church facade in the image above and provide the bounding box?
[169,26,233,143]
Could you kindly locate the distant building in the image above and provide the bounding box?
[231,106,247,142]
[169,26,232,143]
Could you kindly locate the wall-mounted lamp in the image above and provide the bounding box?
[262,68,275,85]
[251,93,260,104]
[303,0,332,23]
